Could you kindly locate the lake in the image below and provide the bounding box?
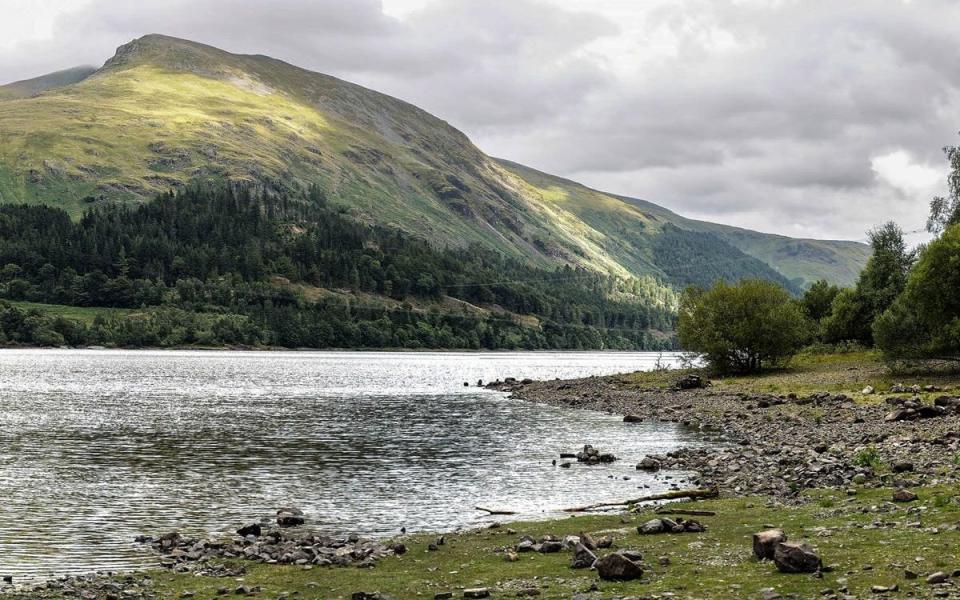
[0,349,707,582]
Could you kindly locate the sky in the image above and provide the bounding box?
[2,0,958,242]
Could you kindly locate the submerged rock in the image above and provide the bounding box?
[236,523,261,538]
[276,507,305,527]
[636,456,662,471]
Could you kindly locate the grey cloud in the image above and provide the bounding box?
[0,0,957,239]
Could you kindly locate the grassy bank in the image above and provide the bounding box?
[19,486,960,599]
[619,349,957,401]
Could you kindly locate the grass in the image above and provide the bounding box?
[615,349,960,403]
[8,301,132,325]
[20,486,960,599]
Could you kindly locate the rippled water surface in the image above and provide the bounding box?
[0,349,706,581]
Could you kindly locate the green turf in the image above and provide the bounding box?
[18,487,957,599]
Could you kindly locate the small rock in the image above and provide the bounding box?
[463,589,490,599]
[638,518,666,535]
[760,588,782,600]
[276,507,305,527]
[594,552,643,581]
[927,572,949,584]
[579,531,597,551]
[753,529,787,561]
[636,456,662,471]
[892,489,918,502]
[538,540,563,553]
[773,542,821,574]
[571,543,597,569]
[236,524,261,538]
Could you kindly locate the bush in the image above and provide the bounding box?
[853,446,884,470]
[678,279,811,374]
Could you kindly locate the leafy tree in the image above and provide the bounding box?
[874,224,960,360]
[928,135,960,234]
[678,279,810,374]
[823,222,913,345]
[800,279,841,322]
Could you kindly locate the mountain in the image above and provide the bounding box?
[0,34,868,288]
[0,66,96,100]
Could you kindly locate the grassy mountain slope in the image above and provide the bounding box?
[0,66,96,100]
[497,161,870,287]
[0,34,868,288]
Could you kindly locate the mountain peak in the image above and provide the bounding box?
[100,34,236,75]
[0,35,869,287]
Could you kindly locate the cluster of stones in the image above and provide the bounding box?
[138,508,405,573]
[637,516,706,534]
[509,531,646,582]
[573,444,617,464]
[5,574,158,600]
[883,395,959,422]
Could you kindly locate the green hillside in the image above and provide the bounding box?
[498,160,871,288]
[0,66,96,100]
[0,34,868,288]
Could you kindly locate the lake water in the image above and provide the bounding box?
[0,349,707,582]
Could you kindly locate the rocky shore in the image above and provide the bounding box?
[488,372,960,501]
[12,356,960,599]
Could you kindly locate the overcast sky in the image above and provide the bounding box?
[2,0,958,242]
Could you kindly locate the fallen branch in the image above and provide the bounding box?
[654,508,717,517]
[561,487,718,513]
[475,506,517,515]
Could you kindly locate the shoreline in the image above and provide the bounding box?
[11,351,960,599]
[487,354,960,500]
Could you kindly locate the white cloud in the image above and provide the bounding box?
[872,150,945,197]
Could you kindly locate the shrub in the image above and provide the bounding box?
[853,446,884,470]
[677,279,811,374]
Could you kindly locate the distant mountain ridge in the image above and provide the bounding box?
[0,34,869,288]
[0,66,96,100]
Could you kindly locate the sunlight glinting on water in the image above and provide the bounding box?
[0,349,707,581]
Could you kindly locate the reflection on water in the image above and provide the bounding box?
[0,349,706,581]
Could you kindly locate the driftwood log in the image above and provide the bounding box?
[561,487,718,513]
[654,508,717,517]
[475,506,518,515]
